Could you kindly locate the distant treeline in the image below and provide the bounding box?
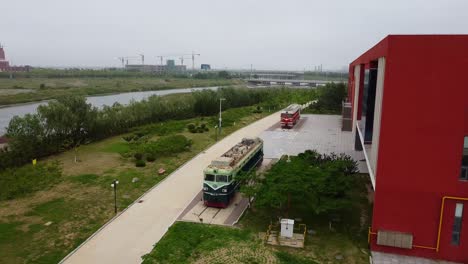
[0,68,232,79]
[0,87,316,170]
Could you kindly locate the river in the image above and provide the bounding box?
[0,86,218,135]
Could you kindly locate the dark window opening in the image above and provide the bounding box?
[461,137,468,180]
[216,175,228,182]
[360,61,378,144]
[205,174,215,181]
[451,203,464,246]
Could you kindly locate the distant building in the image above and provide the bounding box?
[125,61,186,73]
[0,44,31,72]
[166,59,175,68]
[0,136,9,148]
[201,64,211,70]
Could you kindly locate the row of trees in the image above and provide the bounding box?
[0,87,316,170]
[309,82,347,113]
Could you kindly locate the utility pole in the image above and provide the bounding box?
[218,98,226,136]
[250,64,253,79]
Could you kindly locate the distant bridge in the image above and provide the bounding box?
[245,78,344,87]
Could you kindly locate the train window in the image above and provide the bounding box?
[205,174,215,181]
[217,175,228,182]
[281,113,292,118]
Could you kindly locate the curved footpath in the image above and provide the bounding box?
[61,111,280,264]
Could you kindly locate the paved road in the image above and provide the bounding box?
[61,111,280,264]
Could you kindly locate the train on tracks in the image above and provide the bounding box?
[280,104,301,128]
[203,137,264,208]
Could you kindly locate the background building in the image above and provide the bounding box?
[0,44,31,72]
[345,35,468,263]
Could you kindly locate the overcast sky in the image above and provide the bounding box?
[2,0,467,71]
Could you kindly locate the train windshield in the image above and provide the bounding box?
[216,175,229,182]
[204,174,215,181]
[281,113,292,118]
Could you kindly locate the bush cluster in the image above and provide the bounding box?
[187,123,209,133]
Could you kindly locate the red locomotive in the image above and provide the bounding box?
[280,104,301,128]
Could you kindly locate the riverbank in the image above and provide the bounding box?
[0,106,270,263]
[0,77,239,106]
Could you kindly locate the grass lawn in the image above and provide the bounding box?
[0,105,270,264]
[143,174,373,264]
[0,77,238,105]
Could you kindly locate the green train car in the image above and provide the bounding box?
[203,137,264,208]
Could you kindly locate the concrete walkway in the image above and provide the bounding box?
[61,112,280,264]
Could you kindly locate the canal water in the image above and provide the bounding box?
[0,86,218,135]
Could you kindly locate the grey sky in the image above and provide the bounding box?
[2,0,467,71]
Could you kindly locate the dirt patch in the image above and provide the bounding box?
[53,151,123,176]
[0,182,75,220]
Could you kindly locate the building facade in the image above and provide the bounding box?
[345,35,468,263]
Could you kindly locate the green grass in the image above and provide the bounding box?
[0,105,270,264]
[141,222,252,264]
[0,77,238,105]
[102,141,130,154]
[143,174,372,264]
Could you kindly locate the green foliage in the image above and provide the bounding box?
[141,222,251,264]
[0,162,62,200]
[140,135,192,158]
[217,70,230,79]
[2,87,317,170]
[187,123,196,130]
[134,153,143,160]
[276,251,318,264]
[135,159,146,167]
[146,155,156,162]
[309,82,347,114]
[255,150,358,217]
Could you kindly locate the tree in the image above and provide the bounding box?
[38,95,97,162]
[217,70,230,79]
[310,82,347,113]
[254,150,358,218]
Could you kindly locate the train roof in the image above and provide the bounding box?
[281,104,301,114]
[207,137,263,171]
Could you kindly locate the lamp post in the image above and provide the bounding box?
[218,98,226,136]
[111,179,119,214]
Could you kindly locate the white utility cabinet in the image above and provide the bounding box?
[280,218,294,238]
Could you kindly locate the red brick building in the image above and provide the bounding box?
[0,44,31,72]
[346,35,468,263]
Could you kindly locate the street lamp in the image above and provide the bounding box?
[111,179,119,214]
[218,98,226,136]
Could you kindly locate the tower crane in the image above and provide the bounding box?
[139,54,144,65]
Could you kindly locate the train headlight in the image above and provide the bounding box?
[203,187,208,191]
[222,188,227,193]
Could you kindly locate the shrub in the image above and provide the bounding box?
[146,155,156,162]
[189,128,197,133]
[135,159,146,167]
[187,123,196,130]
[200,123,206,129]
[39,83,46,89]
[140,135,192,158]
[197,127,204,133]
[134,153,143,160]
[123,135,133,142]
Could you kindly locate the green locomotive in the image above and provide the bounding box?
[203,137,264,208]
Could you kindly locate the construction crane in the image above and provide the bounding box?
[139,54,144,65]
[156,56,164,65]
[117,57,125,68]
[183,52,200,71]
[116,56,140,67]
